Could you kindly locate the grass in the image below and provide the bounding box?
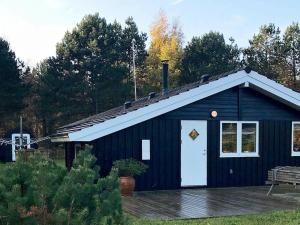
[128,209,300,225]
[0,162,5,170]
[54,159,65,167]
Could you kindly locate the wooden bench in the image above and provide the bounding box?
[267,166,300,196]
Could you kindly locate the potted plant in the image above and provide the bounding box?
[112,158,148,196]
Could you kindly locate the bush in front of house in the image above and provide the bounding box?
[112,158,148,177]
[0,148,127,225]
[112,158,148,196]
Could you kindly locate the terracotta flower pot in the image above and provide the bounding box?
[120,176,135,196]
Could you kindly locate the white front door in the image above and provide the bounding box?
[181,120,207,186]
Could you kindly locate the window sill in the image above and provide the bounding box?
[220,154,260,158]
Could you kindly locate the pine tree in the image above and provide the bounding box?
[0,38,27,135]
[243,24,286,82]
[0,152,66,225]
[35,14,147,134]
[0,149,126,225]
[283,22,300,87]
[53,149,126,225]
[180,32,240,84]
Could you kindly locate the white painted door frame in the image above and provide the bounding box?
[181,120,207,186]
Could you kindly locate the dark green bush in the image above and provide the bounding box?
[0,149,127,225]
[112,158,148,177]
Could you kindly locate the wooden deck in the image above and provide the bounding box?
[122,186,300,219]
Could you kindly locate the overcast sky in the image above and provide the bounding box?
[1,0,300,67]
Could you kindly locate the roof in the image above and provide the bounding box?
[51,69,300,142]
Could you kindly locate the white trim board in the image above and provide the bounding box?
[292,121,300,157]
[54,70,300,142]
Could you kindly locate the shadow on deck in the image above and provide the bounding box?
[122,185,300,219]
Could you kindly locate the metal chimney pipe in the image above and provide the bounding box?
[162,60,169,94]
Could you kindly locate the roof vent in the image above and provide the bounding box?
[200,74,209,83]
[124,101,132,110]
[148,92,156,99]
[244,66,251,74]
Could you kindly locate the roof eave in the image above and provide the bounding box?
[50,135,70,143]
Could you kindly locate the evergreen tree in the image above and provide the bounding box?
[121,17,147,68]
[0,149,126,225]
[0,152,66,225]
[283,22,300,87]
[53,150,125,225]
[243,24,286,81]
[121,17,148,98]
[180,32,240,84]
[0,38,27,135]
[36,13,147,134]
[36,57,88,135]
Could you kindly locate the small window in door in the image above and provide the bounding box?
[189,129,199,140]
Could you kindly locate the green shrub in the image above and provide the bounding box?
[0,149,127,225]
[112,158,148,177]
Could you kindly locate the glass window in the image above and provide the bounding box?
[222,123,237,153]
[220,121,259,157]
[242,123,257,153]
[292,123,300,156]
[14,136,29,150]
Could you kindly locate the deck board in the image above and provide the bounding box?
[122,186,300,219]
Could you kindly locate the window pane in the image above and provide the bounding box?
[242,123,256,153]
[222,123,237,153]
[293,124,300,152]
[14,136,28,150]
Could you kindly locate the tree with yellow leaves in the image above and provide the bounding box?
[140,10,183,94]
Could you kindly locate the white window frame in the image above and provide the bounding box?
[220,121,259,158]
[11,133,31,161]
[291,122,300,156]
[142,139,151,160]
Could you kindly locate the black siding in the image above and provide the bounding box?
[166,87,300,120]
[90,87,300,190]
[207,120,300,187]
[93,118,181,191]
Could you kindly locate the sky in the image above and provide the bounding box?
[1,0,300,67]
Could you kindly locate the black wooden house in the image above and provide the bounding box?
[52,66,300,191]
